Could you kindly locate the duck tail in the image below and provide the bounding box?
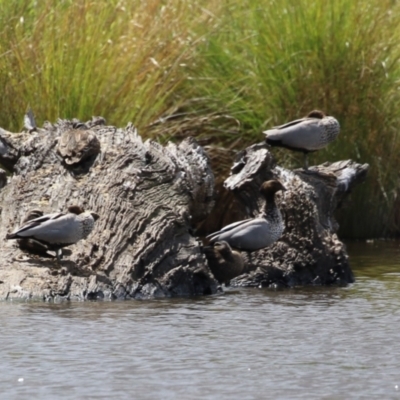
[265,137,283,146]
[5,233,18,240]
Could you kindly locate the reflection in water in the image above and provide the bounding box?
[347,240,400,275]
[0,241,400,399]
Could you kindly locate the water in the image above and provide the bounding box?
[1,241,400,399]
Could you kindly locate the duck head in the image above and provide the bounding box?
[90,211,100,221]
[307,110,325,119]
[214,240,232,258]
[68,205,85,215]
[68,205,99,220]
[213,241,233,257]
[259,180,286,198]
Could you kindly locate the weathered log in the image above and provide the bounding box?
[219,143,369,288]
[0,115,368,300]
[0,118,218,300]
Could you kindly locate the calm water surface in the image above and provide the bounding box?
[1,241,400,399]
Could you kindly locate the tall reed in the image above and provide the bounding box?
[180,0,400,238]
[1,0,400,238]
[0,0,215,131]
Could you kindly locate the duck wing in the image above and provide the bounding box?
[270,117,310,130]
[7,213,78,244]
[206,218,253,241]
[12,213,65,235]
[264,118,322,151]
[207,218,274,251]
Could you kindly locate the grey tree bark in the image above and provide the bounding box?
[0,118,218,300]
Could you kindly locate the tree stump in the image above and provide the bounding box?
[0,118,218,300]
[0,119,369,300]
[219,143,369,288]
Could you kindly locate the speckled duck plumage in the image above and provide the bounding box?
[204,241,245,284]
[264,110,340,168]
[206,180,286,251]
[6,205,99,259]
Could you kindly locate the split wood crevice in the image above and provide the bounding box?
[0,119,369,300]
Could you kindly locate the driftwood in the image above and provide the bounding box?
[0,118,217,300]
[0,118,368,300]
[219,143,369,288]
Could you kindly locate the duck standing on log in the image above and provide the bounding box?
[203,241,245,285]
[6,205,99,261]
[206,180,286,251]
[264,110,340,169]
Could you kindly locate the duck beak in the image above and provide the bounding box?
[90,212,100,221]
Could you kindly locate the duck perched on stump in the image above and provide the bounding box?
[6,205,99,261]
[264,110,340,169]
[207,180,286,251]
[204,241,245,285]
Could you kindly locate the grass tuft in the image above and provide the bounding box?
[176,0,400,238]
[2,0,400,238]
[0,0,216,131]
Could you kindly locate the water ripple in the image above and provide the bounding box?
[0,241,400,399]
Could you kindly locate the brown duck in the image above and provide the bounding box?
[204,241,245,285]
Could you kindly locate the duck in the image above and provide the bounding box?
[263,110,340,169]
[23,108,37,133]
[203,241,245,285]
[6,205,99,261]
[206,180,286,251]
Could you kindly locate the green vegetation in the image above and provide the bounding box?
[0,0,215,130]
[1,0,400,238]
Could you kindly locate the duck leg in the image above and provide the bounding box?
[303,152,309,170]
[55,248,63,262]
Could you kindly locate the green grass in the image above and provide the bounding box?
[177,0,400,239]
[0,0,216,131]
[1,0,400,238]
